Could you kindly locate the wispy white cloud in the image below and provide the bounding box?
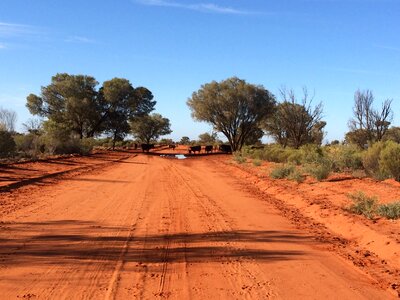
[65,36,96,44]
[0,22,37,37]
[134,0,252,15]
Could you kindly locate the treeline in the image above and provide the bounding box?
[0,73,172,159]
[0,75,398,166]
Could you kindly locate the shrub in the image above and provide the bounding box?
[263,144,290,163]
[0,130,16,158]
[327,144,363,172]
[304,158,333,181]
[379,141,400,181]
[362,141,390,180]
[377,202,400,220]
[233,152,246,164]
[287,168,304,183]
[252,159,262,166]
[287,149,302,165]
[299,144,324,164]
[270,164,295,179]
[14,133,46,157]
[347,192,378,219]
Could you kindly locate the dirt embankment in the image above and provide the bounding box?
[0,152,398,299]
[217,157,400,296]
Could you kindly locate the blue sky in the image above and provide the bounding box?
[0,0,399,142]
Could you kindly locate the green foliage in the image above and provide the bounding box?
[379,141,400,181]
[347,192,378,219]
[261,144,291,163]
[348,192,400,220]
[252,159,262,166]
[233,152,246,164]
[26,73,156,146]
[0,130,16,158]
[14,133,45,157]
[362,141,390,180]
[187,77,276,151]
[383,127,400,143]
[263,88,325,149]
[270,164,295,179]
[130,113,172,144]
[377,202,400,220]
[305,160,332,181]
[198,132,217,144]
[287,168,304,183]
[326,144,363,172]
[179,136,190,145]
[299,144,324,164]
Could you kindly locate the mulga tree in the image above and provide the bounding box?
[187,77,276,152]
[98,78,156,149]
[130,113,172,144]
[264,87,325,148]
[347,89,393,147]
[26,73,100,139]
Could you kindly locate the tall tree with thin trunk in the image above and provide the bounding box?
[347,89,393,147]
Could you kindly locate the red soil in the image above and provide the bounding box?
[0,151,398,299]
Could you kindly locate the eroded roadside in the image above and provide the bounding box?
[214,157,400,297]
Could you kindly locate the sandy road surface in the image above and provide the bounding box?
[0,154,395,299]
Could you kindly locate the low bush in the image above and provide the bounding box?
[362,142,390,180]
[377,202,400,220]
[379,141,400,181]
[347,191,378,219]
[299,144,324,164]
[233,152,246,164]
[0,130,16,158]
[304,158,333,181]
[252,159,262,166]
[326,144,363,172]
[270,164,295,179]
[287,168,304,183]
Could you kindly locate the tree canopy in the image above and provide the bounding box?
[187,77,276,151]
[130,113,172,144]
[264,88,325,149]
[26,73,156,145]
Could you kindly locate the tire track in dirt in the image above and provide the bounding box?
[167,162,276,299]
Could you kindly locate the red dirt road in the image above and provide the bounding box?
[0,153,397,299]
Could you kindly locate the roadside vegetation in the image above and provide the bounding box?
[347,192,400,220]
[1,74,399,187]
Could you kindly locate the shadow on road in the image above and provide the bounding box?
[0,220,309,270]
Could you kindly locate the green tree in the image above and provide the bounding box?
[244,127,264,146]
[98,78,156,149]
[198,132,217,144]
[383,127,400,143]
[26,73,100,139]
[264,88,325,149]
[180,136,190,145]
[187,77,275,151]
[130,113,172,144]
